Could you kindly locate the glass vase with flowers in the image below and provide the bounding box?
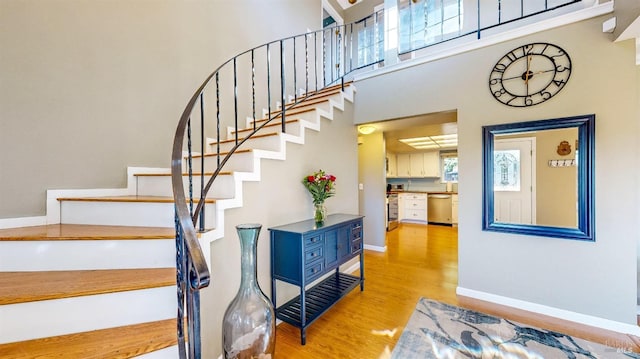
[302,170,336,224]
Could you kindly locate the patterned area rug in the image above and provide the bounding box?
[391,298,640,358]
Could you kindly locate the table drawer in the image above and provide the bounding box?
[351,239,362,254]
[305,245,323,264]
[305,260,324,280]
[305,234,322,247]
[351,223,362,239]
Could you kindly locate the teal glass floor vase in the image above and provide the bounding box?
[222,224,275,359]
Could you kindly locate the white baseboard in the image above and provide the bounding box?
[457,287,640,336]
[364,244,387,252]
[0,216,47,229]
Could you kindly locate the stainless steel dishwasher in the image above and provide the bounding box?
[427,194,452,225]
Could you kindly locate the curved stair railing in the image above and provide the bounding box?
[170,10,383,358]
[170,0,585,355]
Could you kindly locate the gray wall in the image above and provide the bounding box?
[354,16,639,324]
[0,0,322,219]
[358,131,387,249]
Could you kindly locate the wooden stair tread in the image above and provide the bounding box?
[0,318,176,358]
[0,268,175,305]
[299,82,352,98]
[211,132,278,145]
[279,88,343,109]
[262,106,315,120]
[191,148,253,159]
[251,83,351,125]
[235,119,300,134]
[0,224,175,241]
[56,195,215,204]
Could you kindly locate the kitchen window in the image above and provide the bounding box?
[441,152,458,182]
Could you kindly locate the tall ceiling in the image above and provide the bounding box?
[359,110,458,154]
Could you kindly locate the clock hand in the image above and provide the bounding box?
[524,55,532,85]
[531,68,555,76]
[501,68,555,82]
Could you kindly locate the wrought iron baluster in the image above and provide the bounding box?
[293,37,297,103]
[234,57,238,145]
[314,32,318,92]
[252,49,256,131]
[305,33,309,95]
[280,40,286,133]
[477,0,481,39]
[174,216,187,358]
[322,29,326,87]
[199,93,205,232]
[186,258,201,358]
[330,27,334,84]
[267,43,272,124]
[349,23,353,72]
[216,73,220,169]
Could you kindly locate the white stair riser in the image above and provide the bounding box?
[136,175,235,199]
[186,152,254,173]
[0,239,174,271]
[229,121,302,140]
[60,201,216,228]
[212,134,282,153]
[0,286,176,344]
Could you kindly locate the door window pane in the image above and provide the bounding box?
[494,150,520,191]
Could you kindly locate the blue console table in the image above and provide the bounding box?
[269,213,365,345]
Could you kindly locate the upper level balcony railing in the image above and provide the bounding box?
[374,0,585,59]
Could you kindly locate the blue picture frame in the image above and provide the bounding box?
[482,114,595,241]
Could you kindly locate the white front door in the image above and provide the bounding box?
[494,138,535,224]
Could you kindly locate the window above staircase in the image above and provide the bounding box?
[355,0,614,79]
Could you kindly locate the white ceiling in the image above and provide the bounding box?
[358,110,458,154]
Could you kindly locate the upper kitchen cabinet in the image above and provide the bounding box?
[423,152,440,177]
[397,152,440,178]
[386,152,397,177]
[397,154,411,177]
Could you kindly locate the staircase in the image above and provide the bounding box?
[0,83,355,358]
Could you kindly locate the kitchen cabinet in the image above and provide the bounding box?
[386,153,397,177]
[269,214,364,345]
[398,193,428,223]
[422,151,441,177]
[396,154,411,177]
[452,194,459,225]
[396,152,440,178]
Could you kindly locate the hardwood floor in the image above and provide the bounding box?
[273,223,640,358]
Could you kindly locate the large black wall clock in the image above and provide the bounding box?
[489,42,572,107]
